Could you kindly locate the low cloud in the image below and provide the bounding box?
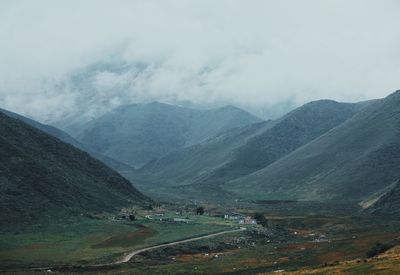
[0,0,399,122]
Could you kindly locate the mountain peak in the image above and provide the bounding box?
[76,102,261,167]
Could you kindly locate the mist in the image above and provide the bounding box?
[0,0,399,122]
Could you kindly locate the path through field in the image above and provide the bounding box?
[113,227,246,264]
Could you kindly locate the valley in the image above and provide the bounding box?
[2,201,399,274]
[2,3,400,273]
[2,91,400,274]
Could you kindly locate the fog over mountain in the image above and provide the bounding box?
[1,0,400,122]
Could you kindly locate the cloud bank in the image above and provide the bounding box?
[0,0,399,122]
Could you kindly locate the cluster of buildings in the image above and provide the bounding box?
[224,212,257,225]
[144,213,192,223]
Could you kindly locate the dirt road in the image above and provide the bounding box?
[25,227,246,272]
[114,227,246,264]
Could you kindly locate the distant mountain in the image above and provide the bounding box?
[225,91,400,202]
[0,108,133,172]
[136,100,366,199]
[0,112,148,229]
[74,102,262,167]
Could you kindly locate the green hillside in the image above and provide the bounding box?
[226,91,400,202]
[0,112,148,230]
[195,100,366,186]
[366,181,400,215]
[75,102,262,167]
[132,121,272,197]
[135,100,365,199]
[0,108,134,172]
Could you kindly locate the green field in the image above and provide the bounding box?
[0,211,235,269]
[2,203,400,274]
[96,214,400,274]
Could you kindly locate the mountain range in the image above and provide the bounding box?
[224,91,400,203]
[137,100,369,197]
[3,90,400,217]
[72,102,262,167]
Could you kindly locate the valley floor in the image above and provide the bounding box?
[1,201,399,274]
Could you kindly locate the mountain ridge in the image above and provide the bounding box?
[0,108,134,172]
[135,99,370,200]
[74,102,262,167]
[224,91,400,202]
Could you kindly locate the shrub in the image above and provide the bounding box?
[253,212,268,227]
[366,242,393,258]
[196,206,205,215]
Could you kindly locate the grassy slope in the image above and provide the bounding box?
[0,112,147,230]
[197,100,365,186]
[135,121,272,187]
[0,108,134,172]
[136,100,365,200]
[367,181,400,215]
[226,91,400,202]
[282,245,400,275]
[75,102,262,167]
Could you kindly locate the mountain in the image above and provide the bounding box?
[136,100,366,199]
[133,121,272,196]
[74,102,262,167]
[364,181,400,215]
[0,108,133,172]
[195,100,367,185]
[0,112,148,229]
[225,91,400,202]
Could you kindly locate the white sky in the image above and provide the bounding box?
[0,0,399,121]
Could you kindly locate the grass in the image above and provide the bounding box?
[0,212,234,269]
[2,203,400,274]
[84,213,400,274]
[282,245,400,274]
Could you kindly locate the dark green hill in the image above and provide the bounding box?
[0,112,148,229]
[0,108,133,172]
[135,100,365,200]
[226,91,400,202]
[75,102,262,167]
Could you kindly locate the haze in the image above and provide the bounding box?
[0,0,399,122]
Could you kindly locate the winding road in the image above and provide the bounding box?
[113,227,246,265]
[26,227,246,272]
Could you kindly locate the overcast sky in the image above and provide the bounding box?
[0,0,399,122]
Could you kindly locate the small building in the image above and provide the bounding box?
[224,212,245,220]
[173,218,191,223]
[239,216,257,225]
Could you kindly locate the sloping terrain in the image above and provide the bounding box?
[137,121,272,187]
[366,181,400,215]
[283,245,400,275]
[74,102,261,167]
[0,112,148,229]
[0,108,133,172]
[136,100,366,199]
[193,100,366,186]
[226,91,400,202]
